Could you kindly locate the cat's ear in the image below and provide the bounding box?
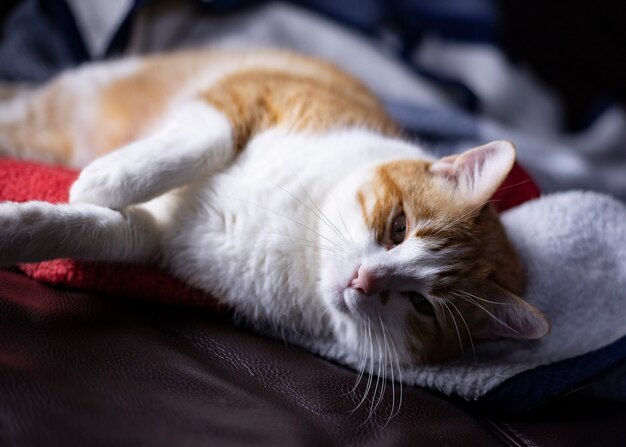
[470,281,550,340]
[430,141,516,206]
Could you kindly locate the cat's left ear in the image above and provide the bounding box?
[430,140,516,206]
[470,281,550,340]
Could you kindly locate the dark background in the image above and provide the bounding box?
[495,0,626,131]
[1,0,625,130]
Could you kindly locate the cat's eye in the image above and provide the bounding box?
[408,292,435,316]
[391,212,407,245]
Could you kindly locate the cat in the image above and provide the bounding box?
[0,49,549,373]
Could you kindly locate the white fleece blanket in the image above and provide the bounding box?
[406,191,626,399]
[302,191,626,401]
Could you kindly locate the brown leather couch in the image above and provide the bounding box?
[1,268,624,446]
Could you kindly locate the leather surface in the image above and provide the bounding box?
[497,398,626,447]
[0,269,624,446]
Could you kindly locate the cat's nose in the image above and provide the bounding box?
[349,266,380,296]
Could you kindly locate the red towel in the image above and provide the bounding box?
[0,158,539,307]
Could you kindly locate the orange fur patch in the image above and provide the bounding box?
[201,67,399,151]
[2,49,400,163]
[1,83,74,164]
[92,51,223,155]
[357,158,526,363]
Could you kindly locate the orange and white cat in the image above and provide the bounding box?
[0,50,548,370]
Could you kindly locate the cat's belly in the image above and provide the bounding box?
[155,175,327,333]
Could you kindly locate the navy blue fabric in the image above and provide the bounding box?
[0,0,497,110]
[192,0,498,41]
[474,335,626,415]
[101,0,494,112]
[106,0,152,57]
[0,0,80,81]
[39,0,90,63]
[191,0,494,111]
[393,0,498,43]
[383,100,480,143]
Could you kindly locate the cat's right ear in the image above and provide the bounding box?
[429,141,516,207]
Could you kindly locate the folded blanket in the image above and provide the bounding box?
[416,191,626,409]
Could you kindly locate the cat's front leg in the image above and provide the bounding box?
[0,201,160,266]
[69,100,233,209]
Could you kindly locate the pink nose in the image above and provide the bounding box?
[349,266,379,295]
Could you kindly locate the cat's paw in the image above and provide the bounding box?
[0,203,20,266]
[69,160,133,209]
[0,201,50,265]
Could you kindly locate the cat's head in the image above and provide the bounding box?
[318,140,549,365]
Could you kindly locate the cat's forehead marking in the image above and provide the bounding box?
[357,159,443,239]
[412,220,443,237]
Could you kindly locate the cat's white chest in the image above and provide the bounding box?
[156,131,334,332]
[156,129,426,333]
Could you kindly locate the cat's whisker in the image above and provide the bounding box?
[432,296,454,327]
[265,236,340,254]
[333,194,356,246]
[274,181,347,244]
[346,320,368,396]
[294,244,339,253]
[453,288,514,306]
[492,178,531,193]
[378,316,393,425]
[431,298,448,326]
[229,196,342,249]
[352,318,374,414]
[296,180,349,243]
[438,203,485,234]
[365,329,384,424]
[439,298,465,356]
[378,314,397,426]
[446,297,477,363]
[454,291,521,337]
[372,316,387,424]
[384,321,403,419]
[257,233,340,252]
[458,292,537,350]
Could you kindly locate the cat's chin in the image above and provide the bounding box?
[328,287,388,325]
[339,288,373,320]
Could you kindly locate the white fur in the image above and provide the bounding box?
[0,201,159,265]
[0,90,31,158]
[58,57,144,167]
[0,57,142,165]
[70,100,233,209]
[431,140,515,206]
[155,127,431,339]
